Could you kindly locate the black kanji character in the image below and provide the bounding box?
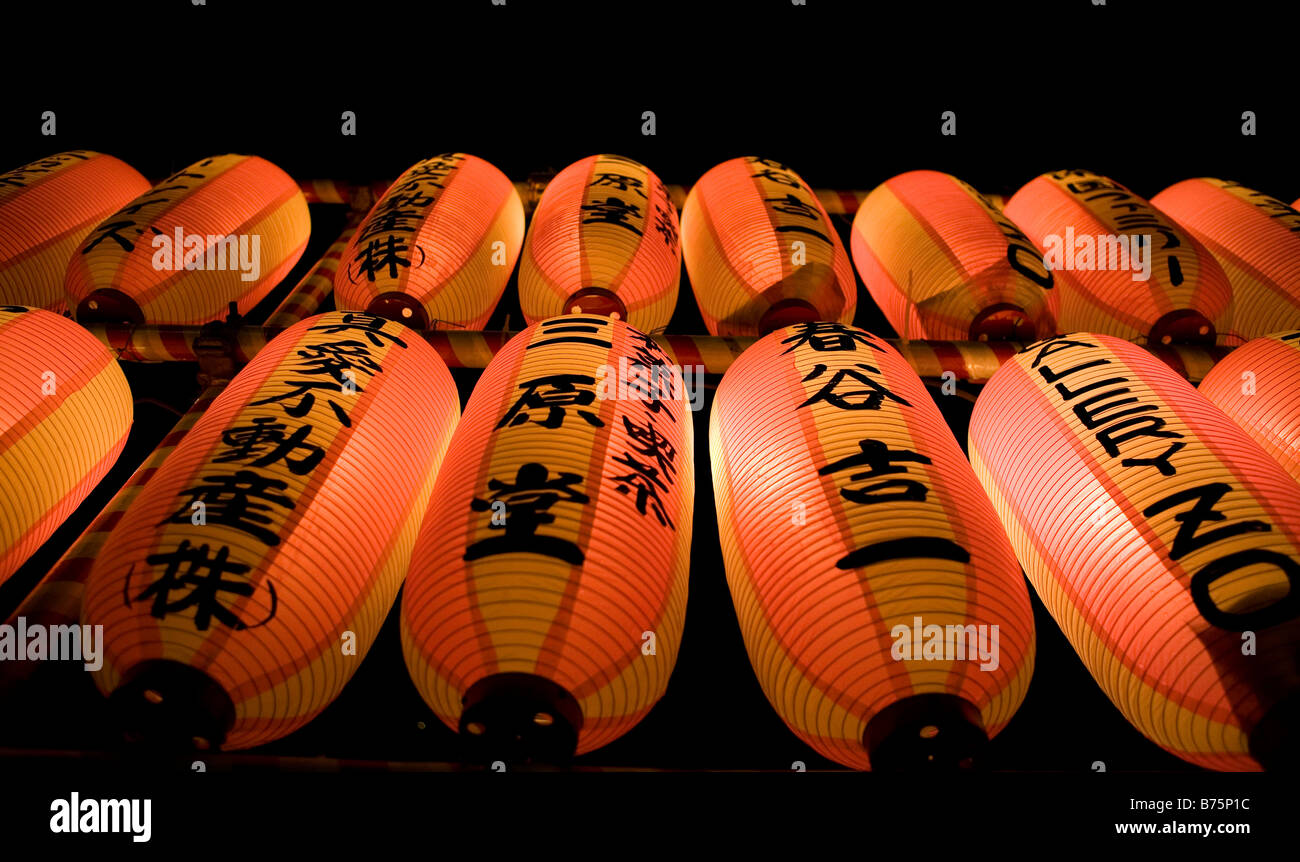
[463,462,589,564]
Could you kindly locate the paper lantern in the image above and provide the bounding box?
[401,314,693,760]
[850,170,1055,341]
[65,154,310,325]
[1152,179,1300,341]
[80,311,459,750]
[334,153,523,330]
[1004,170,1233,345]
[0,306,132,584]
[518,154,680,333]
[0,151,150,311]
[969,333,1300,770]
[681,157,856,335]
[710,321,1035,769]
[1199,330,1300,484]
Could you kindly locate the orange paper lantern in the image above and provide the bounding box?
[681,157,856,335]
[0,306,132,584]
[1004,170,1233,345]
[65,154,310,325]
[710,321,1035,769]
[80,311,459,750]
[335,153,523,330]
[518,154,680,332]
[850,170,1055,341]
[401,314,693,760]
[1151,179,1300,341]
[1198,330,1300,484]
[0,151,150,311]
[969,333,1300,770]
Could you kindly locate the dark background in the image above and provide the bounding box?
[0,0,1294,775]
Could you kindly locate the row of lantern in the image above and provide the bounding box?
[3,151,1300,345]
[3,300,1297,769]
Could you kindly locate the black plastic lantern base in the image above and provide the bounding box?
[458,672,583,766]
[863,693,988,771]
[109,659,235,752]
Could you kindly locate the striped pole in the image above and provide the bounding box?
[264,210,364,327]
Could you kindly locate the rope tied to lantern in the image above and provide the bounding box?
[518,153,681,332]
[401,313,694,763]
[681,156,856,336]
[851,169,1056,342]
[710,320,1035,769]
[334,153,524,331]
[65,154,310,326]
[80,311,460,751]
[1004,169,1233,346]
[969,333,1300,770]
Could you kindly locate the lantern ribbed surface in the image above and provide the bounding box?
[0,151,150,311]
[518,154,680,333]
[65,154,310,325]
[850,170,1055,341]
[1198,330,1300,484]
[1004,170,1233,345]
[710,321,1035,769]
[401,314,693,758]
[969,333,1300,771]
[335,153,523,330]
[0,306,132,585]
[681,157,856,335]
[80,311,460,750]
[1151,179,1300,341]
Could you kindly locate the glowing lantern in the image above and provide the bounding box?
[710,321,1034,769]
[1004,170,1232,345]
[681,157,856,335]
[969,333,1300,770]
[401,314,693,761]
[65,154,310,325]
[1151,179,1300,341]
[1199,330,1300,484]
[335,153,523,330]
[518,154,680,333]
[0,151,150,311]
[80,311,459,750]
[850,170,1055,341]
[0,306,132,585]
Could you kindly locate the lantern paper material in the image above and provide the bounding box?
[969,333,1300,770]
[0,151,150,312]
[0,306,132,585]
[681,157,856,335]
[335,153,523,330]
[850,170,1055,341]
[1004,170,1233,345]
[710,321,1035,769]
[1151,179,1300,340]
[80,311,460,750]
[65,154,310,325]
[401,314,693,759]
[1198,330,1300,484]
[518,154,680,333]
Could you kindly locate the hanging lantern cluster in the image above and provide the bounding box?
[518,153,680,332]
[65,154,310,325]
[710,320,1036,769]
[851,170,1055,341]
[0,151,150,311]
[969,333,1300,770]
[335,153,524,330]
[401,314,694,761]
[80,311,460,750]
[681,157,856,335]
[0,306,133,585]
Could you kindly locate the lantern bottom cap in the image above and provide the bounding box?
[1249,687,1300,771]
[758,298,821,334]
[970,302,1036,342]
[77,288,144,326]
[1147,309,1216,346]
[458,672,583,765]
[862,693,987,771]
[565,286,628,321]
[109,659,234,752]
[366,293,430,330]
